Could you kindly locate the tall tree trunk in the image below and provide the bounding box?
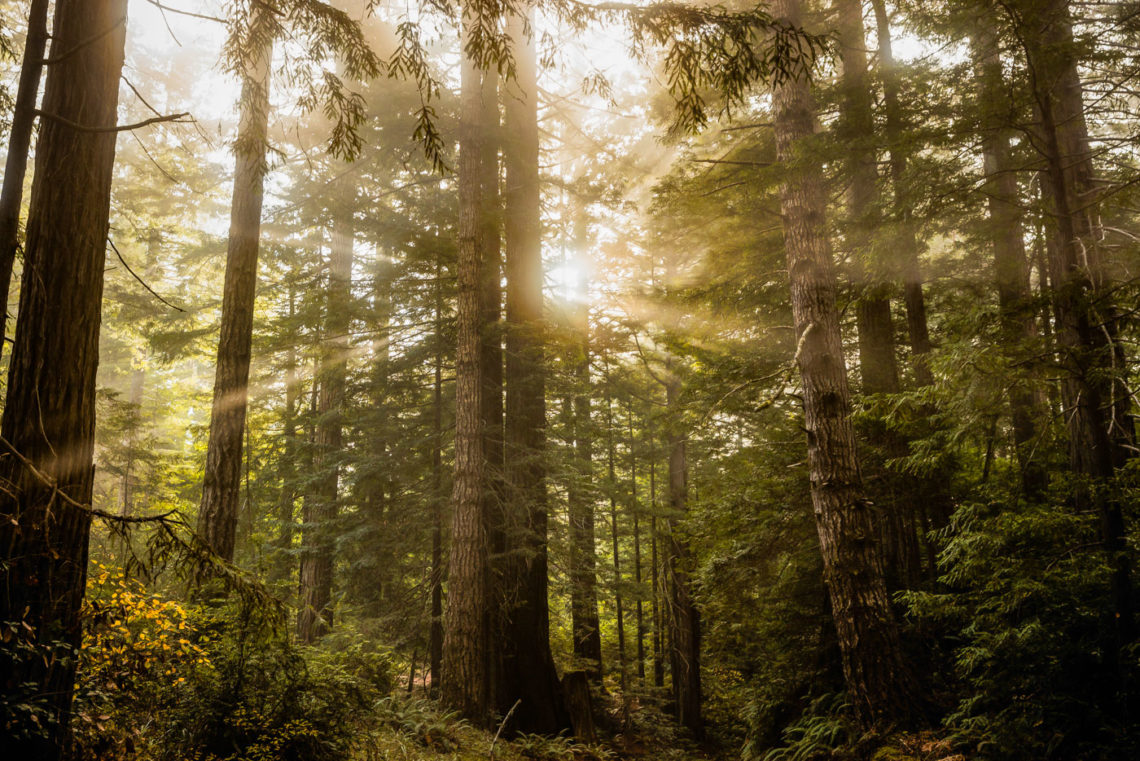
[271,284,299,586]
[664,371,702,738]
[441,22,489,723]
[971,23,1047,496]
[869,0,934,387]
[430,249,445,698]
[835,0,899,399]
[0,0,49,359]
[607,395,628,692]
[650,456,665,688]
[198,9,274,562]
[770,0,918,728]
[568,211,603,681]
[500,9,569,734]
[629,402,646,682]
[0,1,127,756]
[835,0,921,589]
[1018,0,1136,654]
[297,197,353,643]
[478,66,507,714]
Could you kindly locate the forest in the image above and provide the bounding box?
[1,0,1139,759]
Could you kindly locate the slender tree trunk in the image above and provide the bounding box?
[297,198,353,643]
[0,0,49,359]
[607,395,628,692]
[835,0,921,589]
[500,9,569,734]
[1019,0,1135,654]
[650,456,664,688]
[271,285,299,586]
[629,402,646,682]
[430,249,445,698]
[568,211,603,681]
[442,24,489,723]
[971,23,1047,496]
[664,371,702,738]
[869,0,934,387]
[198,9,274,561]
[770,0,918,728]
[0,1,128,756]
[835,0,899,399]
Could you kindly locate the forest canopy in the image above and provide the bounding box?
[1,0,1140,760]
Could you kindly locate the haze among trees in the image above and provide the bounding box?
[1,0,1139,760]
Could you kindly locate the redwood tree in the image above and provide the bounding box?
[770,0,919,728]
[0,0,128,755]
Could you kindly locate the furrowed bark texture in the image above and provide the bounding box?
[442,30,489,724]
[770,0,918,728]
[0,0,127,756]
[198,12,273,562]
[501,10,570,734]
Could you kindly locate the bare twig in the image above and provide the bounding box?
[35,110,192,133]
[107,237,186,312]
[489,699,522,759]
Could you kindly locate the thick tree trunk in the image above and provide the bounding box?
[500,10,570,734]
[198,11,274,562]
[297,199,353,643]
[568,213,604,681]
[664,373,702,738]
[0,0,49,358]
[441,26,490,723]
[971,24,1047,496]
[0,1,127,756]
[770,0,918,729]
[478,66,507,714]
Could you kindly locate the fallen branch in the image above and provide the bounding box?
[489,699,521,759]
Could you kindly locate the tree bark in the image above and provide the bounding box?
[500,9,570,734]
[198,9,274,562]
[430,249,445,698]
[0,1,128,756]
[770,0,919,729]
[607,395,628,692]
[835,0,921,589]
[869,0,934,387]
[441,22,489,723]
[664,372,702,738]
[0,0,49,359]
[297,197,353,643]
[629,402,646,682]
